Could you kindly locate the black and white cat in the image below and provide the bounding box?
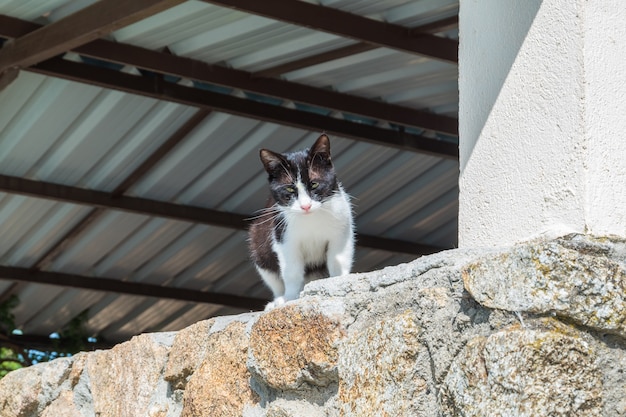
[248,134,354,309]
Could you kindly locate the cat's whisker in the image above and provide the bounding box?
[254,205,279,213]
[250,212,282,226]
[245,207,281,222]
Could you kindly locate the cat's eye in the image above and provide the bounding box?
[311,182,319,189]
[286,186,296,193]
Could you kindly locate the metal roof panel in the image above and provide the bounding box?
[0,0,459,346]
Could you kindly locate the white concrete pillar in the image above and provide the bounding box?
[458,0,626,247]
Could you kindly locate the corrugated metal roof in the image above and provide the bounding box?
[0,0,459,345]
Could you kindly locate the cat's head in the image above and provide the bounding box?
[260,134,338,215]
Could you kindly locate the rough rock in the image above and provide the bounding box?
[337,311,430,416]
[263,399,327,417]
[0,355,79,417]
[41,391,83,417]
[441,318,603,416]
[181,316,259,417]
[248,303,345,391]
[0,233,623,417]
[0,364,43,417]
[164,318,215,390]
[463,234,626,337]
[87,332,175,417]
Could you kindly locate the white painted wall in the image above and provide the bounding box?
[584,0,626,237]
[459,0,626,247]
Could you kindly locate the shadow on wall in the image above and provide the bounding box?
[458,0,543,173]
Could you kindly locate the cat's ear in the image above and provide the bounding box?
[309,134,331,163]
[260,149,287,176]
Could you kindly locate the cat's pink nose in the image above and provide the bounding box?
[301,202,312,212]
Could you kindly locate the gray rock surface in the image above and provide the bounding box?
[463,234,626,337]
[441,319,603,416]
[0,234,623,416]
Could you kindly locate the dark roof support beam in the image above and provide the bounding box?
[0,15,457,136]
[0,174,444,256]
[0,0,185,73]
[28,58,457,158]
[252,43,377,78]
[0,174,248,230]
[111,109,212,197]
[33,109,211,270]
[72,43,457,135]
[0,66,18,92]
[200,0,458,64]
[0,266,267,310]
[74,43,456,135]
[254,15,459,78]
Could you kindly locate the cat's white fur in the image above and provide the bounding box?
[257,179,353,310]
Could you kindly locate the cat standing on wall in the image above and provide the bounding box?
[248,134,354,310]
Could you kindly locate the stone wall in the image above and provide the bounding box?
[0,234,624,416]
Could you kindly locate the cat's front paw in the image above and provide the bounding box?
[264,296,286,311]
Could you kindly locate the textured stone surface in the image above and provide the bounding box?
[463,234,626,337]
[164,318,215,390]
[0,355,78,417]
[0,365,43,417]
[338,311,430,416]
[41,391,83,417]
[263,399,327,417]
[0,234,624,417]
[87,333,174,417]
[181,318,259,417]
[442,319,603,416]
[248,303,345,391]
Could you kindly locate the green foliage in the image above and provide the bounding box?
[0,295,18,334]
[0,295,23,377]
[0,347,22,378]
[58,309,90,354]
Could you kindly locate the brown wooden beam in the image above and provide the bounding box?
[356,235,442,257]
[0,0,184,73]
[0,266,267,310]
[254,15,459,78]
[0,174,444,256]
[0,174,248,230]
[27,58,457,158]
[252,43,377,78]
[73,42,456,135]
[200,0,458,64]
[34,110,211,270]
[0,15,457,136]
[34,208,105,271]
[111,109,211,197]
[0,66,18,92]
[0,15,39,37]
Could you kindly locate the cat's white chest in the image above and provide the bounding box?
[291,212,340,262]
[276,191,352,265]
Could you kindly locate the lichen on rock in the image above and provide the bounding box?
[441,318,603,417]
[463,234,626,337]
